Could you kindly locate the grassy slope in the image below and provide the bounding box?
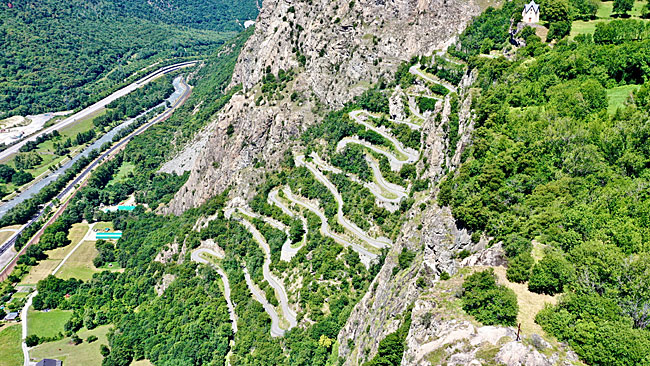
[0,324,23,366]
[30,325,111,366]
[570,0,649,38]
[28,309,73,338]
[19,223,88,286]
[57,241,119,281]
[607,84,640,113]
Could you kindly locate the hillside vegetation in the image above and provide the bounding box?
[0,0,257,118]
[440,6,650,364]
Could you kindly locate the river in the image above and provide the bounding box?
[0,76,185,219]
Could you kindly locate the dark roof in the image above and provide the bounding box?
[36,359,62,366]
[523,0,540,14]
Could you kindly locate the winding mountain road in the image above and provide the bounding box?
[308,152,405,210]
[237,207,305,262]
[279,187,378,267]
[191,248,238,334]
[409,64,458,93]
[239,218,297,331]
[242,266,286,337]
[295,155,392,249]
[349,110,420,164]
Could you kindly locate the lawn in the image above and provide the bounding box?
[571,0,649,38]
[19,223,89,285]
[93,221,114,232]
[607,84,640,113]
[108,161,135,185]
[56,240,121,281]
[30,325,111,366]
[0,324,23,366]
[595,0,647,18]
[28,309,72,338]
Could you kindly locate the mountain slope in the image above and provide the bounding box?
[0,0,258,118]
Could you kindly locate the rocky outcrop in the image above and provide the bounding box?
[402,269,581,366]
[336,203,473,365]
[166,0,480,214]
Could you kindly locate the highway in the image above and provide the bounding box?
[0,61,197,162]
[0,76,192,281]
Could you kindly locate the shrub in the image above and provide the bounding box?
[461,269,519,326]
[25,334,40,347]
[528,251,575,295]
[87,335,98,343]
[506,252,534,283]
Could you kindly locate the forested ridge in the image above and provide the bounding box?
[438,7,650,364]
[0,0,257,117]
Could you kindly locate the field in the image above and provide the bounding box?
[30,325,111,366]
[0,324,23,366]
[607,84,640,113]
[56,241,103,281]
[570,0,649,38]
[19,223,88,286]
[28,309,72,338]
[56,241,121,281]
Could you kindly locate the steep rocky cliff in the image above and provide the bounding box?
[166,0,480,214]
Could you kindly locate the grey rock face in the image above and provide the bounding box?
[166,0,480,214]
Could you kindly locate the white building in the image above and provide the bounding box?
[522,1,540,24]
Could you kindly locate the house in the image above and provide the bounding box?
[36,359,62,366]
[522,0,540,24]
[3,312,19,321]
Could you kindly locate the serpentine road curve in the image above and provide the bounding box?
[278,187,378,267]
[308,152,405,210]
[242,266,286,337]
[296,155,392,249]
[190,248,238,334]
[349,110,420,164]
[409,64,458,93]
[239,218,298,331]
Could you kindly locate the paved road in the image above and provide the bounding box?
[0,77,192,281]
[239,217,297,330]
[278,188,377,267]
[191,248,238,334]
[236,207,304,263]
[0,61,197,162]
[296,155,392,249]
[337,137,409,172]
[365,156,407,201]
[308,152,403,211]
[242,266,285,337]
[349,110,420,164]
[409,64,458,93]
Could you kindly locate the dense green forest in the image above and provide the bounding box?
[0,0,257,118]
[440,9,650,364]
